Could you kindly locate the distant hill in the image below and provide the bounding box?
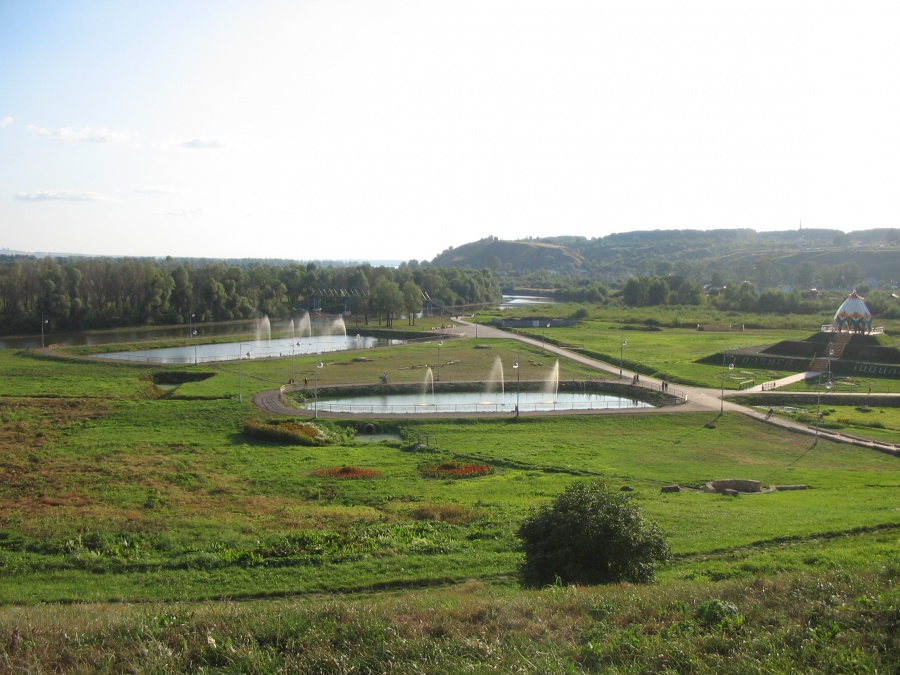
[430,237,585,272]
[430,228,900,287]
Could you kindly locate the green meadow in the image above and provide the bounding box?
[0,316,898,672]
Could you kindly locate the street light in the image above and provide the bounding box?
[815,375,833,445]
[815,347,836,445]
[189,312,195,339]
[314,361,324,419]
[436,340,443,382]
[238,343,252,402]
[619,339,627,379]
[720,354,734,414]
[542,323,550,353]
[513,354,520,419]
[828,347,834,383]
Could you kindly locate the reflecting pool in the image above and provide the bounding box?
[311,390,653,415]
[99,334,404,364]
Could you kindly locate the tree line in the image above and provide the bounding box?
[619,274,900,319]
[0,256,501,335]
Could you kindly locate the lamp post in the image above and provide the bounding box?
[720,355,734,414]
[814,347,836,445]
[314,361,324,419]
[513,354,520,419]
[188,312,195,339]
[238,343,252,403]
[40,312,49,349]
[828,347,834,383]
[436,340,443,382]
[542,323,550,353]
[815,376,833,445]
[619,339,627,379]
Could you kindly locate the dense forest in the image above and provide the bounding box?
[0,256,500,335]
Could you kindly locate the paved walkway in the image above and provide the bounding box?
[742,372,808,392]
[255,318,900,456]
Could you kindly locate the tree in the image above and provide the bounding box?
[371,276,403,327]
[647,278,669,306]
[622,278,647,307]
[402,281,423,325]
[517,481,669,587]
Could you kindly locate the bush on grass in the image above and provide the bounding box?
[243,419,326,446]
[518,481,670,587]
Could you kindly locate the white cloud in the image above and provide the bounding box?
[174,137,225,149]
[26,125,133,143]
[136,185,183,194]
[15,190,113,202]
[158,207,207,217]
[0,116,13,129]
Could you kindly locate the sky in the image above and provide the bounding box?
[1,1,899,263]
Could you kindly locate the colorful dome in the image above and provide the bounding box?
[833,291,872,333]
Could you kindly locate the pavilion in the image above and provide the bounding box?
[832,291,873,333]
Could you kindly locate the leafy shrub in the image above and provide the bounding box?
[571,307,590,320]
[517,481,669,587]
[695,598,744,632]
[243,419,326,446]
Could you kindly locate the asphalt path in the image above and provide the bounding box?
[254,318,899,456]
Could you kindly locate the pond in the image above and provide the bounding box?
[98,334,405,364]
[311,390,653,415]
[499,295,555,309]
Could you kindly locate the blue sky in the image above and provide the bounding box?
[2,1,899,261]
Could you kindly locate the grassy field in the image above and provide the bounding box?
[539,320,807,387]
[1,316,898,672]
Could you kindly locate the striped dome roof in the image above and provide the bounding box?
[833,291,872,332]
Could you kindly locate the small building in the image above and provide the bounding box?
[833,291,873,333]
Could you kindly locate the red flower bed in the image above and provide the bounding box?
[312,465,380,480]
[421,460,493,479]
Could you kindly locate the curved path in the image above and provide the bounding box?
[255,318,900,456]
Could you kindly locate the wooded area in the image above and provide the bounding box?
[0,256,501,334]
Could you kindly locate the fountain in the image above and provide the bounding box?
[297,353,653,415]
[256,315,271,342]
[330,316,347,337]
[485,356,505,396]
[543,360,559,401]
[101,312,389,364]
[297,312,312,340]
[422,366,435,405]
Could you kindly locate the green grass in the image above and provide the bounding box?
[1,313,898,672]
[760,400,900,445]
[527,320,809,388]
[171,338,605,400]
[2,393,896,605]
[0,565,896,673]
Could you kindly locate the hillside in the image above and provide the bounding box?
[430,236,587,272]
[430,228,900,287]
